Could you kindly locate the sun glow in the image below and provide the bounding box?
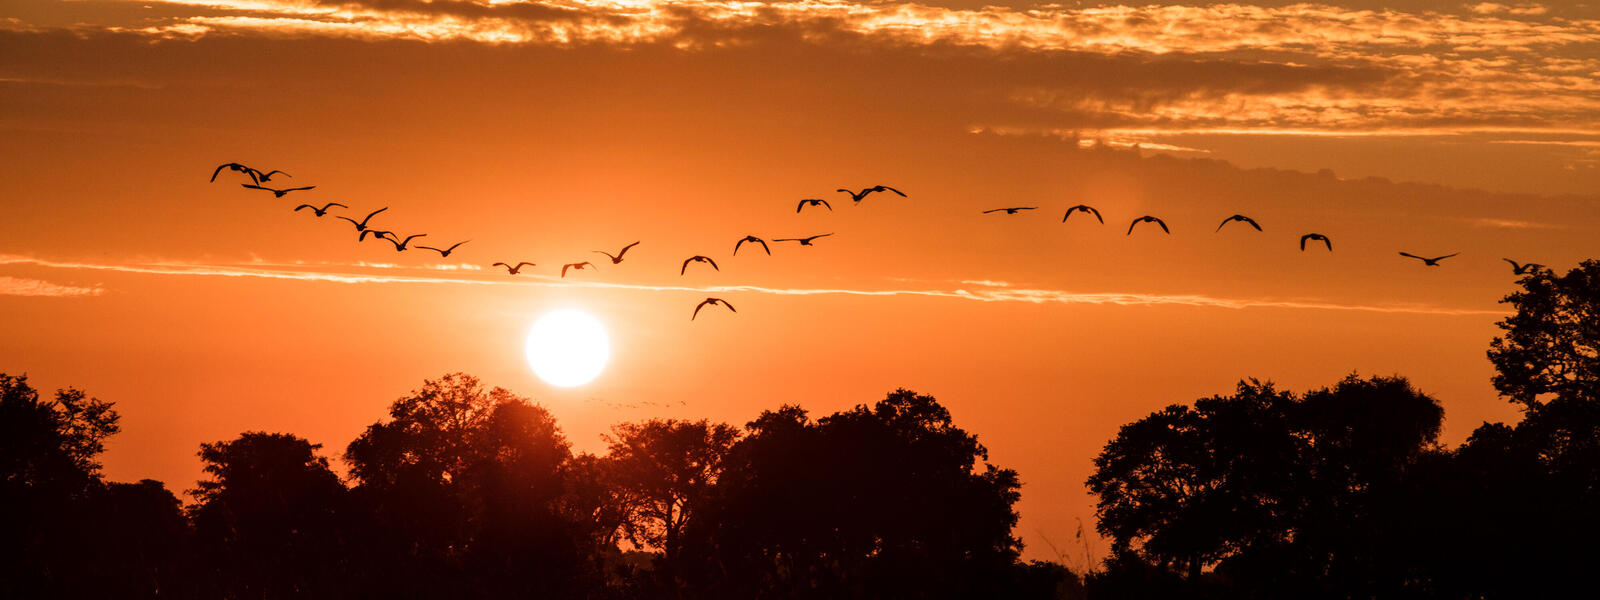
[525,309,610,387]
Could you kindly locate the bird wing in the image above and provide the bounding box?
[1216,218,1229,232]
[819,199,832,210]
[241,184,270,192]
[1155,218,1169,234]
[882,186,906,197]
[284,186,316,193]
[210,164,229,182]
[1503,258,1519,270]
[515,262,535,269]
[1399,252,1423,260]
[618,241,640,258]
[326,203,348,210]
[594,250,617,260]
[417,245,446,255]
[693,300,709,320]
[295,204,314,212]
[983,208,1003,214]
[1126,219,1138,235]
[773,238,799,242]
[707,257,719,270]
[722,299,736,312]
[680,258,691,275]
[1321,237,1332,251]
[402,234,426,244]
[1300,235,1310,251]
[757,238,770,254]
[811,233,833,241]
[1245,217,1261,231]
[336,216,359,226]
[262,170,290,179]
[1434,253,1459,261]
[1088,206,1103,223]
[443,240,468,252]
[360,207,388,225]
[733,238,746,255]
[796,200,808,213]
[561,264,572,277]
[493,262,509,269]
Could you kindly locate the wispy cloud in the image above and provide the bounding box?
[0,254,1500,316]
[0,276,106,298]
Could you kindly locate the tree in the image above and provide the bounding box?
[605,418,739,564]
[1086,375,1443,596]
[1488,260,1600,409]
[190,431,352,598]
[0,373,123,598]
[690,390,1029,598]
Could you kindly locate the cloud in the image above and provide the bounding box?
[0,254,1501,316]
[0,276,106,297]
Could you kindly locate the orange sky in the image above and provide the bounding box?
[2,0,1598,563]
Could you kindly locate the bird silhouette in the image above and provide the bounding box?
[242,184,316,198]
[774,233,834,246]
[734,235,771,256]
[337,207,388,232]
[594,241,640,264]
[562,262,594,278]
[256,169,291,183]
[492,261,535,275]
[836,185,906,203]
[1503,258,1545,275]
[1062,204,1104,224]
[1216,214,1262,232]
[692,297,736,320]
[1300,233,1332,251]
[386,234,427,251]
[1127,216,1170,235]
[210,163,260,184]
[416,240,469,258]
[983,207,1038,215]
[359,229,393,242]
[1399,252,1458,266]
[681,255,719,275]
[293,202,346,217]
[796,198,833,213]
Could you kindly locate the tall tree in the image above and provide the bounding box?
[190,431,351,598]
[605,418,739,564]
[1488,259,1600,409]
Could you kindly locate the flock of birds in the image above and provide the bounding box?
[211,162,1550,319]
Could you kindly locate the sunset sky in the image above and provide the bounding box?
[3,0,1598,561]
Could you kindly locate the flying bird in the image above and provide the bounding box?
[337,207,388,232]
[594,241,640,264]
[493,261,536,275]
[210,162,260,184]
[561,262,594,278]
[1399,252,1458,266]
[774,233,833,246]
[293,202,346,217]
[416,240,469,258]
[983,207,1038,215]
[242,184,316,198]
[836,185,906,203]
[386,234,427,251]
[1127,215,1170,235]
[1216,214,1262,232]
[734,235,771,256]
[1503,259,1545,275]
[796,198,833,213]
[359,229,393,242]
[1062,204,1104,224]
[692,297,736,320]
[1300,233,1332,251]
[681,255,719,275]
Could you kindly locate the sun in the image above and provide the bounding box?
[525,309,610,387]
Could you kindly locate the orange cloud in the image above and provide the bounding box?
[0,276,105,297]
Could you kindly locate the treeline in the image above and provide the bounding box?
[4,261,1598,599]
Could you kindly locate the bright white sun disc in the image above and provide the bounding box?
[525,309,610,387]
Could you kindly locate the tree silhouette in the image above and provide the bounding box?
[190,431,352,598]
[1488,259,1600,409]
[604,418,739,567]
[1087,375,1443,596]
[689,390,1030,598]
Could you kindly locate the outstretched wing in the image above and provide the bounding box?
[880,186,906,197]
[796,200,809,213]
[1216,217,1231,232]
[1300,235,1311,251]
[983,208,1003,214]
[210,164,229,182]
[1127,219,1139,235]
[241,184,271,192]
[1434,253,1459,261]
[295,204,315,212]
[1245,217,1261,231]
[561,264,572,278]
[618,241,640,258]
[733,238,746,255]
[757,239,770,255]
[1399,252,1423,261]
[721,299,736,313]
[1155,218,1169,234]
[692,300,709,320]
[1088,206,1103,223]
[1503,258,1520,270]
[1321,237,1332,251]
[707,257,719,271]
[261,170,290,179]
[681,257,692,275]
[516,262,535,269]
[325,203,348,210]
[284,186,316,193]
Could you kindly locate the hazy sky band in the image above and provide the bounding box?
[0,255,1503,315]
